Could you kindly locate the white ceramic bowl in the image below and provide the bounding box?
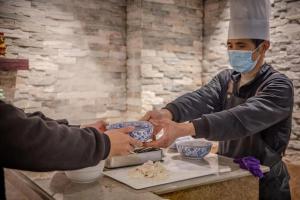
[65,161,105,183]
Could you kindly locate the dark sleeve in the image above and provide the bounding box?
[0,101,111,172]
[26,111,70,126]
[192,76,294,141]
[165,70,230,122]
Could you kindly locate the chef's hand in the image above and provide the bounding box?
[81,120,108,133]
[141,109,173,136]
[144,119,195,148]
[105,127,143,156]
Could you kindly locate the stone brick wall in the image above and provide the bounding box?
[126,0,144,119]
[0,0,299,144]
[0,0,127,124]
[126,0,203,119]
[0,0,203,122]
[0,71,17,102]
[202,0,229,84]
[202,0,300,151]
[269,0,300,151]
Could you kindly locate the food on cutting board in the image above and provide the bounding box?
[129,160,168,179]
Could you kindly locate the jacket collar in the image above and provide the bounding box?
[231,63,271,86]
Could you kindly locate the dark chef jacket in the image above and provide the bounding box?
[165,63,294,199]
[0,102,111,200]
[166,63,293,159]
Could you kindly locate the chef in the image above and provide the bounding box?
[0,101,141,200]
[142,0,293,199]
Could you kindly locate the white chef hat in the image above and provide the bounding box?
[228,0,271,41]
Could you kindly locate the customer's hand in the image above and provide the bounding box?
[81,120,108,133]
[105,127,143,156]
[141,109,173,137]
[144,119,195,148]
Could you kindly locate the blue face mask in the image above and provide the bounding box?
[228,46,261,73]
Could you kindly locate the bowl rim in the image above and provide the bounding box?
[176,140,212,148]
[106,121,154,132]
[108,121,153,127]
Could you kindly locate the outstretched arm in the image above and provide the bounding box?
[0,101,110,172]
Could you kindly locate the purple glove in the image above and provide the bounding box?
[234,156,264,179]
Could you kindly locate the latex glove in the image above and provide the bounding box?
[234,156,264,179]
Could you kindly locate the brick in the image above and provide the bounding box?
[144,0,175,5]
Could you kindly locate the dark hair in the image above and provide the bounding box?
[251,39,265,48]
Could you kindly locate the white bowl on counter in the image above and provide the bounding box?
[65,161,105,183]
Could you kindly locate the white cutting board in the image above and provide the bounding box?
[103,153,231,190]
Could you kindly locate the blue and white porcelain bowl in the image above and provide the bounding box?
[107,121,153,142]
[176,139,212,159]
[169,136,194,150]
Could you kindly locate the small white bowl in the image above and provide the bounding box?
[65,161,104,183]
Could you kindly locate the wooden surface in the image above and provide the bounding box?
[5,170,51,200]
[285,161,300,200]
[5,180,29,200]
[0,58,29,71]
[160,175,258,200]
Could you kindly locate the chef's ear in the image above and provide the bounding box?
[260,41,270,54]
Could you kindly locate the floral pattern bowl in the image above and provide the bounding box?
[169,136,194,150]
[176,139,212,159]
[107,121,153,142]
